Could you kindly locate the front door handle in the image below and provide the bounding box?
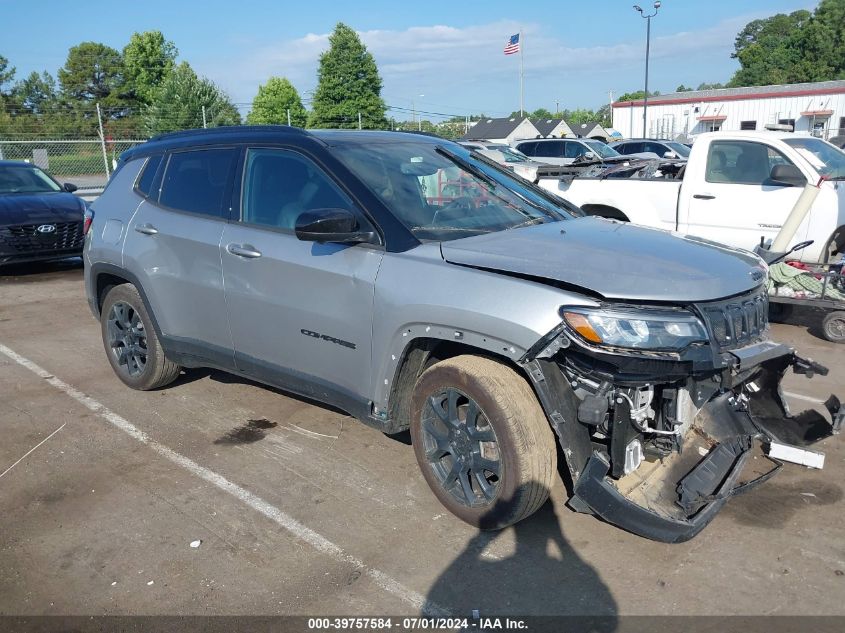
[226,243,262,259]
[134,223,159,235]
[693,193,716,200]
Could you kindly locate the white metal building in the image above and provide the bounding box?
[612,80,845,141]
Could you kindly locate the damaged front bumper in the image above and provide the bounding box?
[524,340,843,544]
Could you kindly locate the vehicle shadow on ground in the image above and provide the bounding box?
[425,485,617,629]
[771,304,831,342]
[172,367,352,417]
[0,257,83,280]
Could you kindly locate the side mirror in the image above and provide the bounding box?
[663,150,677,159]
[294,208,376,245]
[63,182,78,193]
[769,164,806,187]
[584,151,596,160]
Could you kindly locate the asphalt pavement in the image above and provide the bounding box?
[1,259,843,620]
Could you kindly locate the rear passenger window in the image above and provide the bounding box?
[135,155,163,198]
[158,148,238,217]
[534,142,564,158]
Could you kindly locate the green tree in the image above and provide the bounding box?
[123,31,178,105]
[13,71,57,114]
[0,54,15,99]
[246,77,307,126]
[675,84,693,92]
[143,62,240,135]
[615,89,660,102]
[58,42,125,105]
[308,23,387,129]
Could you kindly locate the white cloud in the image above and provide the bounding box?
[198,14,759,117]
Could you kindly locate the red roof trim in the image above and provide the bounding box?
[698,115,727,122]
[612,85,845,108]
[800,109,834,117]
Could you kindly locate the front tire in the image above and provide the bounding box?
[100,284,181,390]
[410,355,557,530]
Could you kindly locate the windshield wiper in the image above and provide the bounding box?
[509,217,547,230]
[435,146,496,187]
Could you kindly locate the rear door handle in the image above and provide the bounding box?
[226,243,262,259]
[693,193,716,200]
[134,223,159,235]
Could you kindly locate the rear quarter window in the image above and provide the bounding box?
[134,155,163,198]
[158,148,239,217]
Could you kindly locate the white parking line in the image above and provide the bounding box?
[0,343,448,617]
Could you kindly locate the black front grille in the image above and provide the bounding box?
[697,288,769,351]
[0,221,84,253]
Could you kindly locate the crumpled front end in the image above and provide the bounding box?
[522,288,843,543]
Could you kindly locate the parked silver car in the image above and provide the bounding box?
[84,127,841,542]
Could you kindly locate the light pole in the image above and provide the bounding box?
[412,94,424,131]
[633,1,660,137]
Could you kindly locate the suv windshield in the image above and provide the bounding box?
[783,137,845,180]
[664,142,691,158]
[333,141,575,241]
[583,140,620,159]
[0,164,62,194]
[487,145,530,163]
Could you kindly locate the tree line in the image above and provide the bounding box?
[0,23,391,138]
[3,2,844,138]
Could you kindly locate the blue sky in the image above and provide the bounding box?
[3,0,816,120]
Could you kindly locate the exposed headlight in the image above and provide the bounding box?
[562,307,708,350]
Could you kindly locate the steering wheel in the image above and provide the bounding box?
[432,196,476,225]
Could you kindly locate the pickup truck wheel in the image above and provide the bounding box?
[100,284,181,390]
[822,311,845,343]
[410,355,557,530]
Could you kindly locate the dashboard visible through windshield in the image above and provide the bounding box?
[333,141,576,241]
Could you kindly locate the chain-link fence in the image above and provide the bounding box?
[0,139,146,192]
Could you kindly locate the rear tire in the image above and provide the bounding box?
[410,355,557,530]
[100,284,181,390]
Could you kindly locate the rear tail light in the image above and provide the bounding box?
[83,208,95,235]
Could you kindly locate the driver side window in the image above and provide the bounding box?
[705,140,796,186]
[242,148,356,231]
[564,142,585,159]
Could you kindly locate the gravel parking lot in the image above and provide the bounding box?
[1,259,844,620]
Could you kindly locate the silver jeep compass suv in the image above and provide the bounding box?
[84,126,842,542]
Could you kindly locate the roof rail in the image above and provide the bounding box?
[149,125,308,143]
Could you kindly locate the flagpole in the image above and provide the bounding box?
[519,30,524,116]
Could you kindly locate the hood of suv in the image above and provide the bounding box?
[440,217,765,302]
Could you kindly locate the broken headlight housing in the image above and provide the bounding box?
[562,307,708,351]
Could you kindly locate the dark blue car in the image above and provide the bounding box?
[0,160,87,266]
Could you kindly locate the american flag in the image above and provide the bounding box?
[503,33,520,55]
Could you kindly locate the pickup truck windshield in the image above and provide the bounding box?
[333,141,573,241]
[783,137,845,180]
[0,165,62,194]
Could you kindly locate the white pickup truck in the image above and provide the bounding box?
[537,131,845,264]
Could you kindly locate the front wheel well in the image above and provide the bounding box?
[386,337,526,434]
[580,204,630,222]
